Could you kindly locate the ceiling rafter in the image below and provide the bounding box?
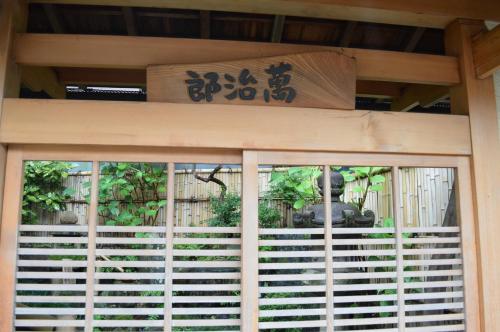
[199,10,210,39]
[270,15,285,43]
[42,3,64,33]
[122,7,137,35]
[404,27,426,52]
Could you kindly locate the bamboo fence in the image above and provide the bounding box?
[33,167,455,228]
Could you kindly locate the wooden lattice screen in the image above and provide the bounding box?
[4,148,479,332]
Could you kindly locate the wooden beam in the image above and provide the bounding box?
[13,33,461,85]
[404,27,426,52]
[199,10,210,39]
[0,98,472,155]
[445,19,500,332]
[42,3,64,33]
[473,24,500,79]
[27,0,500,29]
[122,7,137,36]
[339,21,357,47]
[21,66,66,98]
[390,84,449,112]
[270,15,285,43]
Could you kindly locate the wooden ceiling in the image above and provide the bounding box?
[23,3,453,112]
[27,4,445,53]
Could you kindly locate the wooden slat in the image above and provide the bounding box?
[19,236,88,243]
[392,167,406,330]
[259,250,325,258]
[15,320,85,327]
[173,237,240,245]
[260,320,326,329]
[95,260,164,268]
[1,99,472,155]
[259,262,325,270]
[84,161,98,332]
[257,151,462,167]
[94,296,165,303]
[19,224,87,232]
[0,147,23,331]
[260,285,326,294]
[260,308,325,317]
[405,313,464,323]
[323,166,334,332]
[260,239,324,246]
[17,259,88,267]
[164,162,174,332]
[24,0,500,28]
[16,296,86,303]
[13,33,461,85]
[259,273,326,282]
[241,151,259,332]
[259,227,323,235]
[173,260,240,268]
[173,296,240,303]
[19,144,242,164]
[97,225,166,232]
[172,319,240,327]
[174,226,240,233]
[473,25,500,78]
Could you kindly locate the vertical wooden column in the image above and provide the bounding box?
[445,19,500,332]
[163,162,175,332]
[0,147,24,331]
[455,157,481,331]
[323,166,334,331]
[0,0,27,226]
[391,167,406,331]
[241,151,259,332]
[84,161,99,332]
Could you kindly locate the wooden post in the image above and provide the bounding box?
[445,19,500,332]
[455,157,481,331]
[241,151,259,331]
[391,167,406,331]
[323,166,334,331]
[0,147,24,331]
[84,161,99,332]
[163,162,175,332]
[0,0,27,228]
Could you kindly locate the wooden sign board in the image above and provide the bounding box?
[147,51,356,109]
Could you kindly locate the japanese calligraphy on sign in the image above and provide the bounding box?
[147,51,355,110]
[184,63,296,103]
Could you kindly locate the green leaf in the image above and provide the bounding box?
[353,185,364,193]
[293,199,305,210]
[370,174,385,184]
[62,187,76,197]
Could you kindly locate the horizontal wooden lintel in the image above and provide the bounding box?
[0,98,472,155]
[14,33,460,85]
